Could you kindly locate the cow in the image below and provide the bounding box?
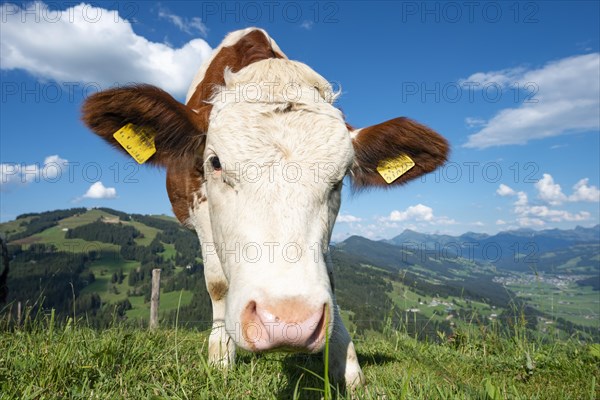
[81,28,448,389]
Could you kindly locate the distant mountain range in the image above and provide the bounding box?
[338,225,600,273]
[387,225,600,253]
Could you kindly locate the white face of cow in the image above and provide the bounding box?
[81,28,449,357]
[204,59,353,351]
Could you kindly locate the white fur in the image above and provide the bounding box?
[185,29,364,388]
[349,127,362,140]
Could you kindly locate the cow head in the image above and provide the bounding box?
[82,28,448,353]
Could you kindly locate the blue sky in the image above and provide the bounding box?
[1,1,599,241]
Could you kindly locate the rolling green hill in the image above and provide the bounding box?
[1,208,208,329]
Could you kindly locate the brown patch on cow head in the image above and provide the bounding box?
[166,159,205,224]
[208,281,229,301]
[187,29,284,110]
[350,117,449,189]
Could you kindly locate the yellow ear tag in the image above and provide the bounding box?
[376,154,415,184]
[113,123,157,164]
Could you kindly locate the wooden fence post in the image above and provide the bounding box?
[149,268,161,330]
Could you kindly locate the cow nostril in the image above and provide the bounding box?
[247,300,257,314]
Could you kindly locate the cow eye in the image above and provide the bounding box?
[210,156,222,171]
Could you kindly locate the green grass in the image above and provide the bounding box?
[387,281,497,331]
[1,313,598,399]
[128,221,160,246]
[0,216,34,237]
[149,214,179,223]
[506,279,600,329]
[18,225,120,253]
[58,210,114,229]
[81,256,141,303]
[161,243,177,260]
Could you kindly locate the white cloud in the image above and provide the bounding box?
[385,204,456,226]
[463,53,600,148]
[500,174,600,209]
[496,219,507,225]
[496,179,592,227]
[520,204,589,222]
[336,214,362,223]
[158,7,208,37]
[462,67,525,88]
[465,117,486,128]
[496,183,516,197]
[300,20,314,30]
[0,155,69,190]
[550,144,568,150]
[0,163,27,187]
[82,181,117,199]
[533,173,599,205]
[569,178,600,202]
[389,204,434,222]
[437,216,457,225]
[514,191,528,208]
[517,217,546,227]
[535,173,567,205]
[1,2,213,98]
[335,222,380,240]
[42,155,69,179]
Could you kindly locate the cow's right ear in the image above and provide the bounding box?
[81,84,209,166]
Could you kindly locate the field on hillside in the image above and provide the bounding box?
[0,315,598,400]
[504,277,600,328]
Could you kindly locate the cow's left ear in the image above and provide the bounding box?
[349,117,449,189]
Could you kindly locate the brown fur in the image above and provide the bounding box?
[208,281,229,301]
[350,117,449,189]
[187,30,284,110]
[166,160,204,224]
[81,84,207,166]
